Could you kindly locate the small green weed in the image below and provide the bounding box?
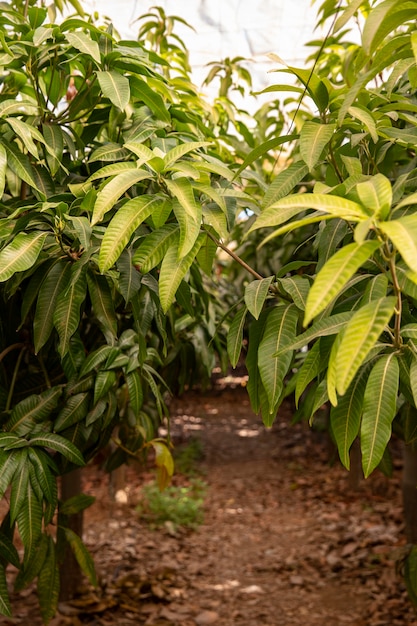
[137,478,206,530]
[173,438,204,476]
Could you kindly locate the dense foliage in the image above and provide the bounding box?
[2,0,417,620]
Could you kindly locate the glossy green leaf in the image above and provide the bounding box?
[10,453,29,523]
[299,122,336,171]
[330,371,366,469]
[159,234,204,313]
[96,70,130,110]
[28,448,57,504]
[88,162,137,182]
[66,30,100,63]
[258,304,298,414]
[7,387,62,436]
[43,123,64,176]
[37,536,59,625]
[29,433,84,465]
[0,231,48,283]
[361,354,399,477]
[99,196,162,271]
[129,76,171,123]
[248,193,367,235]
[246,312,269,415]
[16,482,43,555]
[87,271,117,339]
[34,260,71,353]
[335,297,396,396]
[304,240,381,326]
[227,306,248,368]
[166,178,202,258]
[94,370,116,404]
[53,268,87,357]
[126,370,143,415]
[380,214,417,274]
[0,531,19,569]
[4,141,44,196]
[244,277,274,320]
[79,345,115,377]
[91,170,152,225]
[54,393,90,432]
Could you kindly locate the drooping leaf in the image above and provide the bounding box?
[166,179,202,258]
[0,231,48,283]
[53,267,87,357]
[94,370,116,404]
[34,260,71,353]
[7,387,62,436]
[0,143,6,198]
[132,224,179,274]
[246,311,269,415]
[87,271,117,340]
[59,493,95,516]
[37,535,59,625]
[258,304,299,415]
[159,234,204,313]
[294,340,322,407]
[299,121,336,171]
[380,214,417,274]
[28,433,84,465]
[117,248,142,302]
[227,306,248,368]
[126,370,143,416]
[96,70,130,110]
[356,173,392,218]
[66,30,100,64]
[304,240,381,326]
[278,276,310,311]
[62,527,97,586]
[0,563,11,617]
[330,370,367,469]
[0,531,20,569]
[244,277,274,320]
[361,353,399,477]
[54,393,90,432]
[28,448,57,505]
[10,452,30,523]
[99,196,162,271]
[129,75,171,123]
[152,441,174,491]
[335,297,396,396]
[16,482,43,556]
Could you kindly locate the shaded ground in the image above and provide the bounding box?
[5,378,417,625]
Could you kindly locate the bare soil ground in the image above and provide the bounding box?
[4,377,417,626]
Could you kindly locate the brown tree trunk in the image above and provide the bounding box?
[58,468,83,601]
[403,444,417,543]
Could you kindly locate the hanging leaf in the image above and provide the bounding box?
[361,353,399,477]
[7,387,62,436]
[99,196,162,271]
[16,482,43,555]
[159,234,204,313]
[28,448,57,504]
[356,173,392,218]
[151,441,174,491]
[246,311,269,415]
[54,393,90,432]
[34,260,72,353]
[87,271,117,339]
[0,231,48,283]
[166,179,202,258]
[258,304,299,415]
[278,276,310,311]
[63,527,97,586]
[244,277,274,319]
[66,31,100,64]
[299,121,336,171]
[380,214,417,274]
[117,248,142,302]
[0,563,11,617]
[304,240,381,326]
[294,341,322,407]
[129,76,171,124]
[37,536,59,625]
[227,306,248,368]
[28,433,84,465]
[335,297,396,396]
[10,453,29,523]
[126,370,143,415]
[94,370,116,404]
[330,371,366,469]
[132,224,179,273]
[53,268,87,357]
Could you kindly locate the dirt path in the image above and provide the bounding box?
[5,382,417,625]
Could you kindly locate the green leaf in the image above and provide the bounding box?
[0,231,48,282]
[60,493,95,516]
[53,268,87,357]
[335,297,396,396]
[126,370,143,415]
[133,225,179,273]
[7,387,62,436]
[91,170,152,225]
[37,536,59,625]
[29,433,84,465]
[116,248,142,303]
[304,240,381,326]
[246,311,269,415]
[130,76,171,123]
[299,122,336,171]
[166,179,202,258]
[356,174,392,219]
[360,274,388,305]
[0,531,20,569]
[62,527,97,586]
[34,260,71,353]
[334,0,364,32]
[380,214,417,274]
[294,340,321,407]
[16,482,43,555]
[361,354,399,477]
[275,311,354,355]
[0,563,11,617]
[0,451,20,500]
[0,143,6,198]
[278,276,310,311]
[66,31,100,64]
[227,306,248,368]
[96,70,130,110]
[3,142,45,196]
[79,345,115,377]
[94,370,116,404]
[88,162,137,182]
[43,123,64,176]
[330,371,366,469]
[262,161,309,209]
[99,196,162,271]
[159,234,204,313]
[28,448,57,504]
[244,277,274,319]
[54,393,90,432]
[347,105,378,143]
[87,271,117,340]
[233,134,298,178]
[10,453,30,523]
[248,193,367,234]
[163,141,211,169]
[362,0,416,54]
[258,304,299,415]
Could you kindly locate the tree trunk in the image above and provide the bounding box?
[58,468,83,601]
[403,444,417,543]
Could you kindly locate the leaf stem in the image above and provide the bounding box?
[203,229,264,281]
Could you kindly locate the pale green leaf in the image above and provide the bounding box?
[244,277,274,319]
[348,106,378,143]
[262,161,309,209]
[360,274,388,305]
[362,0,416,54]
[88,162,137,182]
[96,70,130,110]
[300,122,336,171]
[248,193,367,234]
[361,354,399,477]
[334,0,364,33]
[42,123,64,176]
[163,141,211,169]
[159,234,204,313]
[330,371,366,469]
[227,306,248,368]
[356,173,392,218]
[379,214,417,274]
[167,178,202,258]
[294,341,322,407]
[0,143,6,197]
[99,196,162,271]
[304,240,381,326]
[66,30,100,63]
[91,169,152,225]
[335,297,396,396]
[258,304,299,413]
[132,224,179,273]
[0,231,48,282]
[202,205,228,239]
[278,275,310,311]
